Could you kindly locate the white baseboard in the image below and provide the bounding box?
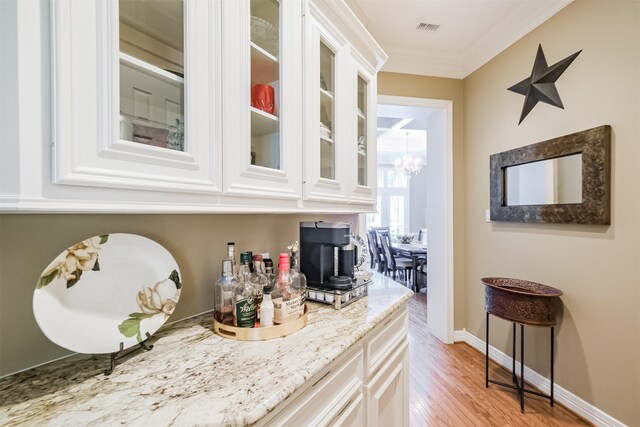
[453,329,627,427]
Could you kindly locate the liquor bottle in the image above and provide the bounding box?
[240,251,251,268]
[233,264,257,327]
[263,258,277,295]
[227,242,238,276]
[246,251,254,273]
[272,253,301,324]
[251,255,267,321]
[214,260,237,325]
[260,290,274,327]
[288,241,307,316]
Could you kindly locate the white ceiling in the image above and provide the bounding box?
[346,0,572,78]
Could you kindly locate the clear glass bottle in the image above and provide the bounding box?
[251,255,267,322]
[289,241,307,316]
[214,260,237,326]
[227,242,238,276]
[272,253,301,324]
[263,258,277,295]
[233,264,257,327]
[246,251,254,273]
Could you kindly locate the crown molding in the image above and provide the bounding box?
[378,0,572,79]
[381,44,464,79]
[462,0,573,77]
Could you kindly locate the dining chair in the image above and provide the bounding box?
[366,231,375,269]
[366,230,384,271]
[379,232,412,284]
[417,228,427,244]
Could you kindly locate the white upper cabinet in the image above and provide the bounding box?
[221,0,302,200]
[52,0,222,194]
[303,0,385,206]
[303,10,349,203]
[1,0,386,213]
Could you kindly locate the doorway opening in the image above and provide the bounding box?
[365,95,454,344]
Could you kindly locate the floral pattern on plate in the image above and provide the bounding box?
[37,235,109,289]
[118,270,181,342]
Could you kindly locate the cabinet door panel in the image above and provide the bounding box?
[347,51,377,205]
[364,340,409,427]
[52,0,221,194]
[303,9,348,203]
[221,0,302,200]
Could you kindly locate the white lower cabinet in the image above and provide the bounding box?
[262,305,409,427]
[364,341,410,427]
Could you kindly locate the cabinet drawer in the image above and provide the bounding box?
[269,346,364,427]
[364,307,408,378]
[329,391,364,427]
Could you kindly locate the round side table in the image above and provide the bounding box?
[481,277,563,413]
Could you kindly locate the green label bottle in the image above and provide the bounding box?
[235,296,257,327]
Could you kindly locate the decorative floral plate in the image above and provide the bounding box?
[33,234,181,354]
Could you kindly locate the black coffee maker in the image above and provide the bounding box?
[300,221,357,290]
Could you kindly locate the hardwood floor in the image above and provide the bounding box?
[407,294,590,426]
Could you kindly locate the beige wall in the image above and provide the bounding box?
[463,1,640,424]
[378,72,466,330]
[0,213,357,376]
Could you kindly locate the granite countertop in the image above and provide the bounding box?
[0,273,412,426]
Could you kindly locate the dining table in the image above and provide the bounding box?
[393,242,427,292]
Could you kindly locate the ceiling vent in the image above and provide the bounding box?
[416,22,440,32]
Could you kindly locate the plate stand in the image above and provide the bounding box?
[104,332,154,375]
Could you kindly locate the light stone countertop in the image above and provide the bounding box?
[0,273,412,426]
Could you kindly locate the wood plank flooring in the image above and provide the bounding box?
[407,293,590,426]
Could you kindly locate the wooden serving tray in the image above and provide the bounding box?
[213,304,308,341]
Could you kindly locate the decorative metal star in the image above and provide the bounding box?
[508,44,582,125]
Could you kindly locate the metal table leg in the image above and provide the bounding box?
[551,326,555,406]
[485,312,489,388]
[485,312,556,413]
[520,323,525,413]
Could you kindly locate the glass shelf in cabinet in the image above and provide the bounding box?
[320,88,334,99]
[120,53,184,85]
[251,43,279,85]
[320,135,334,144]
[251,107,279,136]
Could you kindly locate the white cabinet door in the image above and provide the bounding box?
[52,0,222,194]
[347,53,377,205]
[364,340,409,427]
[330,392,365,427]
[303,7,349,203]
[221,0,302,201]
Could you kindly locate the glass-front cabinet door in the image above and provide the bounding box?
[222,0,302,200]
[52,0,221,194]
[320,42,336,181]
[119,1,185,152]
[303,13,348,203]
[349,58,377,204]
[357,75,367,186]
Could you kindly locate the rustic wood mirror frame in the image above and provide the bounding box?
[490,125,611,224]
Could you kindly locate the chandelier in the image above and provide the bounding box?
[394,132,422,175]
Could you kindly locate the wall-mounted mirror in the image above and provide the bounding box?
[505,153,582,206]
[490,125,611,224]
